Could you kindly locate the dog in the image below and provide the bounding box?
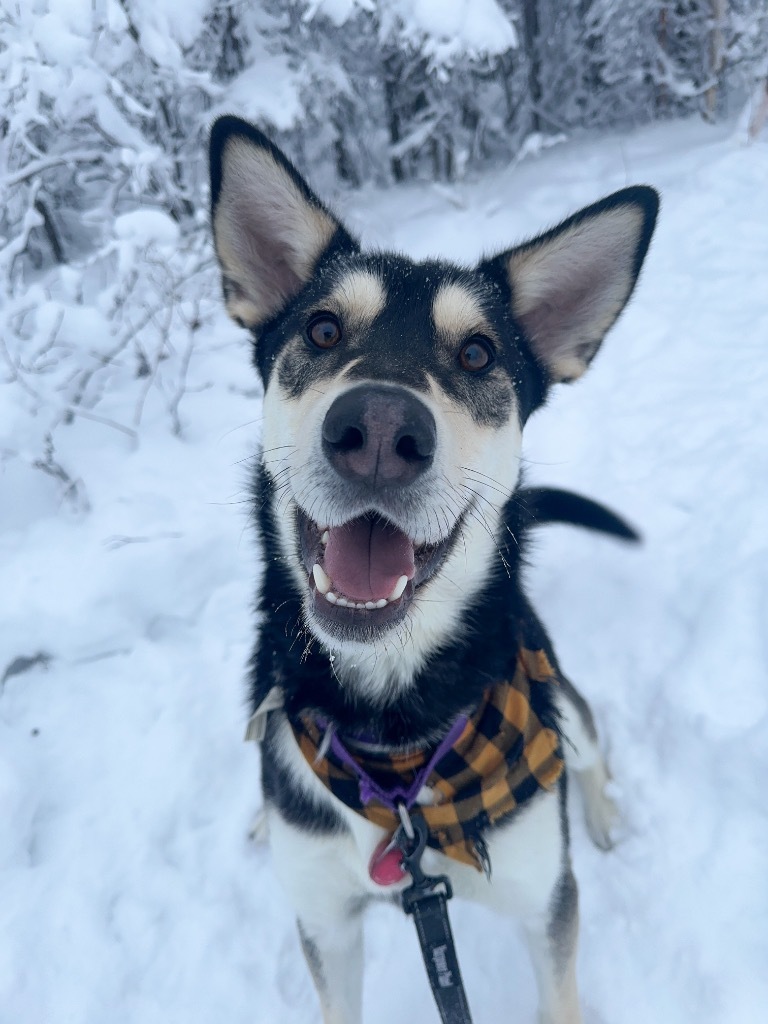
[208,115,658,1024]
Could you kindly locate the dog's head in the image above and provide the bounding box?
[210,116,657,697]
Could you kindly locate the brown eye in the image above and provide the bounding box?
[458,336,494,373]
[307,314,342,350]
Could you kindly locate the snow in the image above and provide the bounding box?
[127,0,214,55]
[224,44,305,133]
[32,12,90,65]
[381,0,518,63]
[303,0,376,27]
[303,0,518,62]
[114,210,181,244]
[2,116,768,1023]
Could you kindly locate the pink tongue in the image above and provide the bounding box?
[324,517,415,602]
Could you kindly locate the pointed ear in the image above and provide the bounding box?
[209,116,354,329]
[481,187,659,382]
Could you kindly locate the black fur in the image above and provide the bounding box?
[517,487,640,541]
[548,866,580,968]
[255,252,544,429]
[250,462,560,738]
[297,921,328,998]
[250,464,633,834]
[250,463,577,833]
[261,720,348,835]
[248,472,636,735]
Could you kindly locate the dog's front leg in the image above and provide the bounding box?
[297,910,363,1024]
[484,788,583,1024]
[523,867,582,1024]
[268,811,365,1024]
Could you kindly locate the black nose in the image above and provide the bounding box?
[322,385,436,487]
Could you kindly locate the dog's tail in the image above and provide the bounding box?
[516,487,640,542]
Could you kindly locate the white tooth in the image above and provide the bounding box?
[375,599,387,609]
[312,564,331,594]
[365,601,377,610]
[325,591,338,604]
[388,575,408,602]
[321,531,329,545]
[356,602,367,609]
[336,597,349,607]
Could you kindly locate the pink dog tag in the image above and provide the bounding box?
[368,835,407,885]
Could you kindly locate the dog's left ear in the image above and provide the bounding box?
[480,186,659,382]
[209,116,355,330]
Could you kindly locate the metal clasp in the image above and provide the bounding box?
[394,804,453,912]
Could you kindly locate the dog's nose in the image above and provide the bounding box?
[322,385,436,487]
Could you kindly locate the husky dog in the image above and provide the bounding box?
[209,116,658,1024]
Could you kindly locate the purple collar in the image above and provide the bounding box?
[314,715,469,811]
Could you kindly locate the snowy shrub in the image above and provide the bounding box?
[1,1,234,510]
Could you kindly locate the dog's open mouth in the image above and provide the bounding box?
[298,509,460,633]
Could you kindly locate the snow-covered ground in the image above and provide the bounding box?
[1,117,766,1024]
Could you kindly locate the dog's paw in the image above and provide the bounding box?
[248,808,269,844]
[575,765,622,850]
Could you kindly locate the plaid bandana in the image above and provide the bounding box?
[292,645,564,872]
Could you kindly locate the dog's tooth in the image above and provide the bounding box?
[320,531,329,545]
[356,602,367,609]
[374,599,387,609]
[388,575,408,602]
[336,596,349,607]
[325,591,338,604]
[312,563,332,595]
[365,601,377,610]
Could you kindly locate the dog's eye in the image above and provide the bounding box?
[458,336,494,373]
[307,314,342,350]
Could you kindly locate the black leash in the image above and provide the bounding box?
[395,807,474,1024]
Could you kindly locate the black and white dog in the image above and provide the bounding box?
[209,116,658,1024]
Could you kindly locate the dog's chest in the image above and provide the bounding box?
[266,711,565,910]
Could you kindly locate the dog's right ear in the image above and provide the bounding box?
[209,116,354,330]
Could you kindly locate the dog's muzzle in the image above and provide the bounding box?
[293,384,462,638]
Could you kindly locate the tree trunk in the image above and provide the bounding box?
[521,0,542,133]
[705,0,728,121]
[748,78,768,139]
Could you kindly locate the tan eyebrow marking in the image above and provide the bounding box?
[326,270,387,325]
[432,281,494,342]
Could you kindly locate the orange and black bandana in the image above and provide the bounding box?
[293,646,564,872]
